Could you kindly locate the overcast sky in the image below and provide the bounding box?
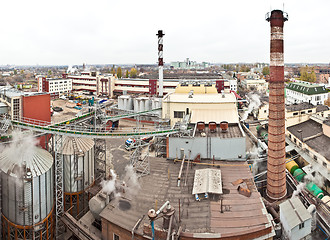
[1,0,329,66]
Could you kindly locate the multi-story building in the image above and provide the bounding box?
[0,86,51,122]
[257,102,330,128]
[162,82,238,125]
[37,76,72,98]
[68,71,115,97]
[287,118,330,193]
[286,82,328,105]
[241,78,268,92]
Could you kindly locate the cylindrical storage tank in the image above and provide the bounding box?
[286,161,299,175]
[220,121,229,132]
[118,95,124,110]
[321,195,330,207]
[123,97,128,110]
[209,121,217,133]
[127,97,134,110]
[139,98,145,112]
[306,182,324,199]
[307,204,317,231]
[61,137,95,217]
[134,98,139,112]
[293,168,306,182]
[145,99,151,111]
[197,121,205,132]
[0,147,54,239]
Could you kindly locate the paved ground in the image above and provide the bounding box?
[51,99,80,124]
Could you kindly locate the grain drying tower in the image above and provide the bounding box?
[61,137,95,217]
[0,147,54,239]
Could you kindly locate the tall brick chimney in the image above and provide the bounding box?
[266,10,288,200]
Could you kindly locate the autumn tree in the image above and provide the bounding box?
[130,68,137,78]
[117,67,122,78]
[262,66,270,76]
[239,65,250,72]
[125,70,129,78]
[300,66,316,83]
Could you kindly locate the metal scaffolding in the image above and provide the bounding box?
[53,134,64,239]
[94,139,107,182]
[130,140,150,177]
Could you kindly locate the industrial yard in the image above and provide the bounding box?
[0,2,330,240]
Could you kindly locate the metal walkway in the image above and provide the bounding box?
[12,117,178,138]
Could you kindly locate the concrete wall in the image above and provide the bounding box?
[168,136,246,160]
[291,219,312,240]
[323,122,330,138]
[102,219,145,240]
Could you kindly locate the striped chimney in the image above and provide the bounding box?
[156,30,164,97]
[266,10,288,200]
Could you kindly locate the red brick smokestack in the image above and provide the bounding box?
[266,10,288,200]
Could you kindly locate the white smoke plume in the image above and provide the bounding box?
[100,165,140,199]
[291,182,306,199]
[101,169,117,194]
[3,131,39,170]
[242,94,261,121]
[303,165,324,187]
[249,145,260,175]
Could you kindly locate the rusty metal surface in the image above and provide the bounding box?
[99,158,273,238]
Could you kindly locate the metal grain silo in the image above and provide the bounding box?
[0,147,54,239]
[61,137,95,217]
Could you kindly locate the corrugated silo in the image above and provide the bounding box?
[0,147,54,239]
[61,137,95,217]
[134,98,139,112]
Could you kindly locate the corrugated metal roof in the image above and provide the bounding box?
[280,197,311,229]
[0,147,53,178]
[286,82,327,95]
[165,93,236,103]
[61,137,94,155]
[191,108,239,123]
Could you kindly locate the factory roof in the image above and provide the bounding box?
[287,119,330,161]
[100,157,274,239]
[279,197,311,229]
[164,92,237,104]
[61,137,94,155]
[286,103,315,112]
[316,104,329,112]
[287,119,322,141]
[0,146,53,178]
[305,135,330,161]
[286,82,327,95]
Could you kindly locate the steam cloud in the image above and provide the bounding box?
[242,94,261,121]
[100,165,140,199]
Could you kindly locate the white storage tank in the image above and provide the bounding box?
[127,97,134,111]
[0,147,54,239]
[118,95,125,110]
[134,98,139,112]
[61,137,95,217]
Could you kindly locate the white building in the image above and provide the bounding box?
[241,78,268,92]
[279,197,312,240]
[68,71,115,97]
[286,82,328,105]
[227,79,237,92]
[37,76,72,97]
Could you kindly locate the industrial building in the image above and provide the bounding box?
[162,82,238,124]
[286,82,328,105]
[0,86,51,122]
[286,118,330,193]
[37,76,72,98]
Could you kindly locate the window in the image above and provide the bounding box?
[113,234,119,240]
[174,111,184,118]
[323,162,327,168]
[299,222,305,229]
[308,110,312,113]
[313,155,317,161]
[301,111,305,114]
[293,112,298,116]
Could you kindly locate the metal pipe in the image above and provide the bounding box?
[156,200,170,215]
[166,215,174,240]
[266,10,288,200]
[177,155,185,187]
[131,215,144,240]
